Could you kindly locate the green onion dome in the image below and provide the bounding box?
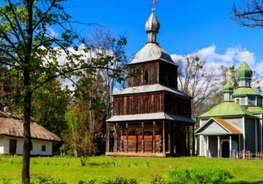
[223,81,233,92]
[236,62,252,79]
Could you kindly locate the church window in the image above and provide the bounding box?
[143,70,148,84]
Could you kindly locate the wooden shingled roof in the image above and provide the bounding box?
[0,111,61,141]
[213,118,242,134]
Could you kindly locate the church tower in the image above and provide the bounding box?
[106,10,195,157]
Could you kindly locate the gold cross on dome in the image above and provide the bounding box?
[243,49,247,62]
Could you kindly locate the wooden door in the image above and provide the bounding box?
[9,139,17,155]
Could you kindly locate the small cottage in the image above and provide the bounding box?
[106,11,195,157]
[196,62,263,158]
[0,111,61,156]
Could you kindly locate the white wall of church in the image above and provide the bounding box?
[199,135,206,156]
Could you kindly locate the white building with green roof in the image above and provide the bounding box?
[196,62,263,158]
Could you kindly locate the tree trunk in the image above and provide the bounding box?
[22,69,32,184]
[22,1,33,182]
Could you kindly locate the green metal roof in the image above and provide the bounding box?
[223,81,233,92]
[233,87,259,97]
[198,101,254,118]
[236,62,252,79]
[244,105,263,114]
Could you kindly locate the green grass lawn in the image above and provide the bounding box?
[0,155,263,183]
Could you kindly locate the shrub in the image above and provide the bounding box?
[168,168,232,184]
[150,176,166,184]
[100,177,137,184]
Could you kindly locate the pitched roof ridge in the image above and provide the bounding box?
[212,118,242,134]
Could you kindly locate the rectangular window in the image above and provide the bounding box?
[41,145,46,152]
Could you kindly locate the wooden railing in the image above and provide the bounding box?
[231,150,263,159]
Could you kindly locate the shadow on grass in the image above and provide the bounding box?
[229,181,263,184]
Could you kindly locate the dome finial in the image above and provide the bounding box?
[150,0,158,11]
[145,1,160,43]
[243,48,247,62]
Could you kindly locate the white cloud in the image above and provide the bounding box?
[171,45,260,77]
[47,27,59,38]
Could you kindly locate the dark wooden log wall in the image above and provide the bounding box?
[164,93,191,117]
[128,61,159,87]
[128,61,178,89]
[159,62,178,89]
[114,93,164,115]
[114,92,191,117]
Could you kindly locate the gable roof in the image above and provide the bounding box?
[113,84,190,98]
[107,112,195,124]
[0,112,61,141]
[195,117,242,135]
[198,101,255,118]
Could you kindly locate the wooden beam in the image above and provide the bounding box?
[126,122,128,153]
[192,125,195,155]
[153,121,156,153]
[168,122,171,153]
[106,123,110,152]
[217,136,220,158]
[142,122,144,153]
[162,121,165,154]
[114,123,118,152]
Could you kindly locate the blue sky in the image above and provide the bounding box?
[63,0,263,77]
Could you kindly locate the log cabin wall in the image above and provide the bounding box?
[164,93,192,117]
[118,123,162,153]
[128,61,160,87]
[110,121,192,156]
[159,62,178,89]
[113,92,164,115]
[128,61,178,89]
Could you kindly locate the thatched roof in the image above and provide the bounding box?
[0,111,61,142]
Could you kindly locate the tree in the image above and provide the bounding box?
[233,0,263,27]
[177,55,217,118]
[83,28,128,120]
[0,1,127,183]
[63,103,96,166]
[31,79,70,136]
[0,1,80,182]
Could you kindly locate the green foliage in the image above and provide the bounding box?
[30,177,67,184]
[2,178,11,184]
[100,178,137,184]
[31,80,70,137]
[150,176,166,184]
[63,104,96,166]
[168,168,232,184]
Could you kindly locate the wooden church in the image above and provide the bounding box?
[106,11,195,157]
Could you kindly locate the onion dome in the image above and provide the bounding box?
[223,81,233,93]
[236,62,252,79]
[145,11,160,43]
[129,11,175,65]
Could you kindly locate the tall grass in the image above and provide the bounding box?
[0,156,263,183]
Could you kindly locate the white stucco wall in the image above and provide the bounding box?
[0,136,9,154]
[199,135,206,156]
[31,139,53,156]
[0,135,53,155]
